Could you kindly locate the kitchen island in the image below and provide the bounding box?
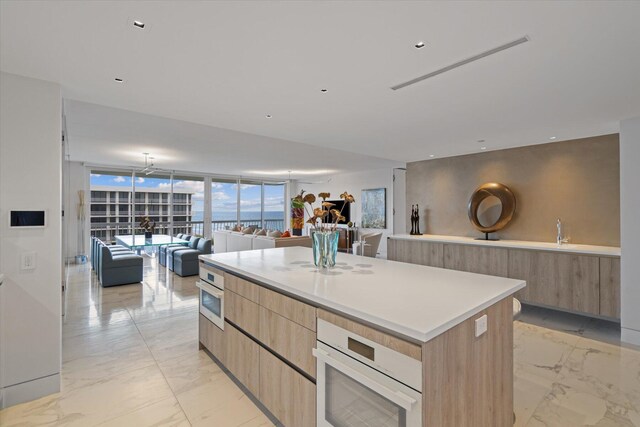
[198,247,525,427]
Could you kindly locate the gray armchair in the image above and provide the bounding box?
[159,234,191,266]
[98,245,143,287]
[167,236,200,271]
[174,238,212,277]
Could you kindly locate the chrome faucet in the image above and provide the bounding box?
[556,218,569,246]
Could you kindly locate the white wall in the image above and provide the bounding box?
[620,116,640,346]
[0,72,62,407]
[295,168,397,258]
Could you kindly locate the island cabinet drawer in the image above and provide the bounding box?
[225,322,260,397]
[199,314,225,363]
[225,290,260,338]
[259,347,316,427]
[258,307,317,378]
[225,274,260,303]
[258,286,317,331]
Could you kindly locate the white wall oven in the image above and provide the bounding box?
[197,263,224,330]
[313,319,423,427]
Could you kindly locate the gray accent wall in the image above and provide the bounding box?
[406,134,620,246]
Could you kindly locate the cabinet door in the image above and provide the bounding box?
[225,273,260,303]
[259,347,316,427]
[225,289,260,338]
[259,286,316,331]
[508,249,599,315]
[199,314,225,363]
[224,322,260,397]
[444,244,508,277]
[600,257,621,318]
[388,239,444,268]
[258,307,317,378]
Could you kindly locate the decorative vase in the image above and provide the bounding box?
[312,230,340,268]
[144,231,153,239]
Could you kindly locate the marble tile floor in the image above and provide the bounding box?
[0,258,639,426]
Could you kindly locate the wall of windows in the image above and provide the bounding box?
[90,169,287,242]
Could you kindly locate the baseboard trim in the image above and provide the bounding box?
[1,373,60,409]
[621,327,640,347]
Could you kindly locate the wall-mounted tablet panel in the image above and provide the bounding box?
[9,210,46,228]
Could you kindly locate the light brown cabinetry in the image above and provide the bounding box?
[259,286,316,331]
[259,347,316,427]
[444,244,509,277]
[225,289,260,338]
[508,249,600,315]
[387,238,444,268]
[600,257,621,318]
[423,297,513,427]
[258,307,317,378]
[224,322,260,397]
[199,314,225,363]
[389,238,621,319]
[225,273,260,303]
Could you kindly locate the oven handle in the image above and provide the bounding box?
[196,281,224,298]
[312,348,417,411]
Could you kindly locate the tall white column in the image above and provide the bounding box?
[204,177,212,239]
[620,116,640,346]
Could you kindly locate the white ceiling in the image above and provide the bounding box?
[2,1,639,171]
[63,99,400,178]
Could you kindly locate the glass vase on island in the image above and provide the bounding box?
[293,190,355,268]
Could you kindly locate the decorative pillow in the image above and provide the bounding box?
[232,225,242,232]
[254,228,267,236]
[241,226,256,234]
[281,230,291,238]
[267,230,282,238]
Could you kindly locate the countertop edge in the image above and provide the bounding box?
[388,234,621,257]
[200,256,526,343]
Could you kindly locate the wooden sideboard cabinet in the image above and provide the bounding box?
[387,238,444,268]
[388,237,620,319]
[599,257,621,318]
[444,244,509,277]
[508,249,600,315]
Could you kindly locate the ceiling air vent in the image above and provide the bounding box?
[391,36,530,91]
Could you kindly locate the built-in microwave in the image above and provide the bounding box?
[196,265,224,330]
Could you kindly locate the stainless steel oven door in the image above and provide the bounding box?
[196,280,224,330]
[314,342,422,427]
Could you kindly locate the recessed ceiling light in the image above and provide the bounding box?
[549,136,557,140]
[265,114,272,119]
[133,20,145,29]
[415,41,425,49]
[429,154,435,158]
[481,146,487,150]
[114,78,123,82]
[321,89,328,93]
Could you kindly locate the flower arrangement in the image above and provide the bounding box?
[293,190,355,231]
[139,216,156,234]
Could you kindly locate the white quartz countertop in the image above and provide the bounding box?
[200,247,525,343]
[390,234,621,257]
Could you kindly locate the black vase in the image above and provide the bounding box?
[144,231,153,239]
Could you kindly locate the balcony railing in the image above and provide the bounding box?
[90,218,286,243]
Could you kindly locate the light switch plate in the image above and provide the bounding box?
[475,314,488,337]
[21,252,37,270]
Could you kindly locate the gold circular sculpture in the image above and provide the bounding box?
[468,182,516,237]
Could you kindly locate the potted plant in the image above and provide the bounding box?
[139,216,156,240]
[293,190,355,267]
